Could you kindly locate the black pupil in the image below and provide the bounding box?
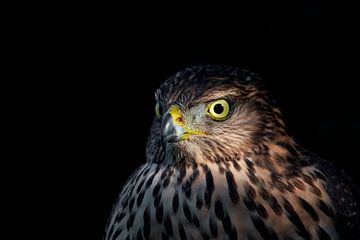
[213,103,224,114]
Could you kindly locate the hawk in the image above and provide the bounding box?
[104,65,359,240]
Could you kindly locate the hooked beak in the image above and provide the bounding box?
[161,113,183,146]
[161,105,206,148]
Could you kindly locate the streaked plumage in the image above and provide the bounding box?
[105,65,360,240]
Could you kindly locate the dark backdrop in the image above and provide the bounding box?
[38,2,359,239]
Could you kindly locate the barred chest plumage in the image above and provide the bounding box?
[106,155,338,240]
[105,65,359,239]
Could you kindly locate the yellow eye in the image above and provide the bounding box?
[155,102,162,118]
[207,99,230,120]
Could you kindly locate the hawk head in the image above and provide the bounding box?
[146,65,293,168]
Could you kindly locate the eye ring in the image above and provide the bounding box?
[155,102,162,118]
[207,99,230,120]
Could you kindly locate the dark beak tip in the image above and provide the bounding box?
[167,135,181,143]
[161,113,179,148]
[162,135,181,150]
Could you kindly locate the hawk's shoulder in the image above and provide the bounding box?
[314,157,360,239]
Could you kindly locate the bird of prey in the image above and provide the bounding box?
[104,65,359,240]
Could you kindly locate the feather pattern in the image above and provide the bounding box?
[105,65,359,240]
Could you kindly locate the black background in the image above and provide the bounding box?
[34,2,359,239]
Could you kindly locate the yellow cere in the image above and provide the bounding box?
[168,105,207,140]
[207,99,230,120]
[168,105,186,126]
